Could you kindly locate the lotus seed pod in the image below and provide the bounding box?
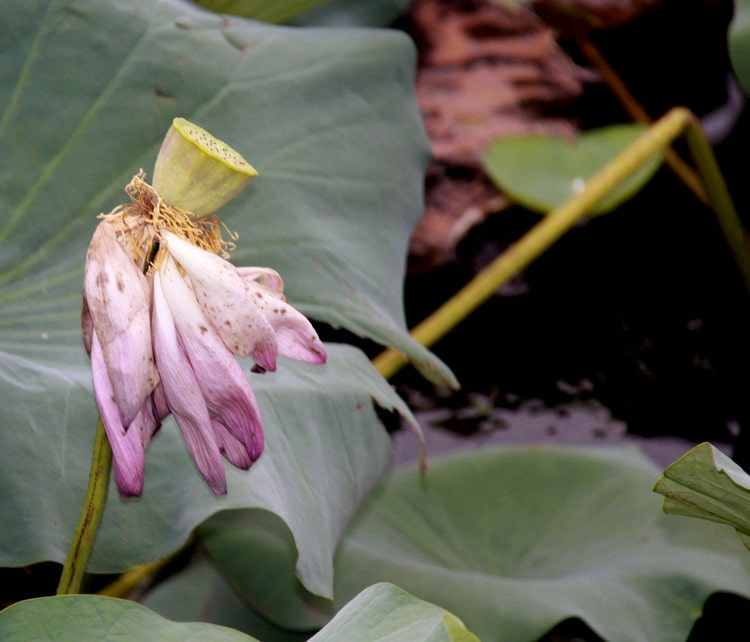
[153,117,257,217]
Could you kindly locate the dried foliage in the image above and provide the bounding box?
[409,0,586,268]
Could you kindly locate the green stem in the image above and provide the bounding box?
[56,418,112,595]
[684,117,750,288]
[373,108,750,379]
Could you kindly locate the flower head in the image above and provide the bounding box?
[82,118,326,496]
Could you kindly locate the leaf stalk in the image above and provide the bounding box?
[373,108,750,379]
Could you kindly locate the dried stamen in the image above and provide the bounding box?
[99,171,236,271]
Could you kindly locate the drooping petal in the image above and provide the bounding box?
[152,383,170,422]
[160,257,264,464]
[152,269,227,496]
[91,332,144,497]
[84,222,158,426]
[161,231,278,370]
[237,267,285,299]
[135,397,160,450]
[213,422,253,469]
[246,280,327,365]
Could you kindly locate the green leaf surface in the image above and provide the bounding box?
[654,441,750,549]
[146,562,478,642]
[0,0,453,387]
[204,446,750,642]
[309,583,479,642]
[201,510,334,630]
[0,595,258,642]
[482,125,662,215]
[192,0,331,23]
[1,343,396,601]
[730,0,750,93]
[0,0,451,597]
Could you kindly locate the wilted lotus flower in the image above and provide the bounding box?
[82,118,326,497]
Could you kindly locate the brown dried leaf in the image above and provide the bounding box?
[409,0,584,267]
[412,0,583,166]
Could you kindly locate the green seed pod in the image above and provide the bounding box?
[153,117,257,217]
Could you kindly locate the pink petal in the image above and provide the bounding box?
[237,267,285,299]
[162,231,278,369]
[152,383,170,422]
[160,257,264,464]
[84,222,158,426]
[247,281,327,365]
[91,332,144,497]
[251,339,277,373]
[152,270,227,496]
[135,398,160,450]
[213,422,253,469]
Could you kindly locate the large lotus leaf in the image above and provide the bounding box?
[146,564,478,642]
[654,442,750,550]
[0,595,258,642]
[0,0,452,595]
[730,0,750,93]
[482,124,662,215]
[201,510,334,630]
[192,0,330,23]
[309,583,479,642]
[203,446,750,642]
[0,340,403,602]
[0,0,454,386]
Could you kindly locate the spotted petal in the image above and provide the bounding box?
[237,266,285,299]
[162,231,278,371]
[152,269,226,496]
[84,222,158,426]
[160,257,264,464]
[245,279,327,365]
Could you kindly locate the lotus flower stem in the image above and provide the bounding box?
[374,108,750,380]
[56,418,112,595]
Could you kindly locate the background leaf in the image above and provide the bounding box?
[654,441,750,550]
[308,583,479,642]
[482,125,662,215]
[0,0,450,596]
[146,568,479,642]
[204,446,750,642]
[0,595,259,642]
[730,0,750,93]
